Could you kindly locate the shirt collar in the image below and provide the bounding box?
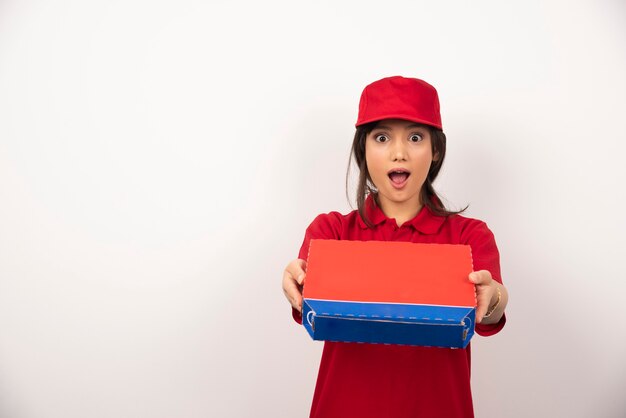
[357,194,447,234]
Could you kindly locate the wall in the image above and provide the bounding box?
[0,1,624,417]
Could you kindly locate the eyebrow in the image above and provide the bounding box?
[373,124,427,131]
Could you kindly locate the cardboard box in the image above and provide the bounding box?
[302,239,477,349]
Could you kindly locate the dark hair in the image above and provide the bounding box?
[345,121,467,229]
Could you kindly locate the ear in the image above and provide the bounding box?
[432,151,440,162]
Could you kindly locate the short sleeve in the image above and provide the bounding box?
[291,212,343,324]
[461,220,506,336]
[297,212,343,260]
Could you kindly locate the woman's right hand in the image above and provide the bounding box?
[282,259,307,312]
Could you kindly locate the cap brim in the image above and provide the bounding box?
[355,114,442,130]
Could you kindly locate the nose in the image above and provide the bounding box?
[391,139,408,161]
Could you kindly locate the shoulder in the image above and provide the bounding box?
[298,209,356,260]
[445,213,496,245]
[447,213,501,276]
[308,210,345,228]
[305,209,356,239]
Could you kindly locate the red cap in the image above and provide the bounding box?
[355,76,442,129]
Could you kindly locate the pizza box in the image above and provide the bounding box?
[302,239,476,349]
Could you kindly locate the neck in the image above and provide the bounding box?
[375,194,423,227]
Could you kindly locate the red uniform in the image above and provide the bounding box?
[292,194,506,418]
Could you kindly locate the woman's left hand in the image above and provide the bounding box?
[468,270,501,324]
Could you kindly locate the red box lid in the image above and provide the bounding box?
[303,239,476,308]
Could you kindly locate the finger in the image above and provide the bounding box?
[469,270,492,286]
[282,271,303,312]
[474,285,495,324]
[287,259,308,285]
[475,292,490,323]
[296,258,307,272]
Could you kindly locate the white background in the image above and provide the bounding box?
[1,0,625,417]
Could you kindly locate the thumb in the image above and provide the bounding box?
[294,259,308,285]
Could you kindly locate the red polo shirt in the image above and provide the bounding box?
[292,194,506,418]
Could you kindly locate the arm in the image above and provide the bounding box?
[282,212,343,324]
[469,270,509,325]
[463,220,508,336]
[282,258,307,314]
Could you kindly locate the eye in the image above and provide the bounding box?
[409,133,423,143]
[374,134,389,143]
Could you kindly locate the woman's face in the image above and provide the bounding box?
[365,119,436,213]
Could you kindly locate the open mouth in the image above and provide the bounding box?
[388,170,410,186]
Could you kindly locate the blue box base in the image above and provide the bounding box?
[303,299,475,349]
